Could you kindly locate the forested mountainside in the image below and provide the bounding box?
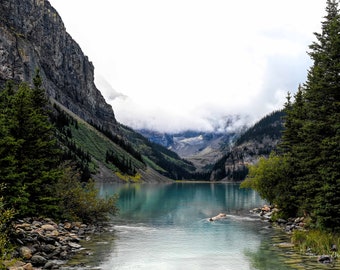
[0,0,197,181]
[0,0,287,183]
[209,110,285,181]
[138,129,237,169]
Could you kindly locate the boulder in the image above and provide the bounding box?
[19,246,32,260]
[317,255,332,264]
[41,224,56,231]
[30,255,47,266]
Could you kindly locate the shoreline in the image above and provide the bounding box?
[251,205,339,266]
[4,218,109,270]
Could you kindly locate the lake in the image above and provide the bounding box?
[66,182,339,270]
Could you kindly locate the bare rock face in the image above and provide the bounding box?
[0,0,117,132]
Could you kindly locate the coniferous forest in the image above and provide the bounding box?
[0,0,340,267]
[242,0,340,232]
[0,72,118,222]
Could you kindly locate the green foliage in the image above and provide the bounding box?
[236,110,285,147]
[240,153,298,217]
[55,164,119,223]
[106,149,137,176]
[0,74,62,217]
[51,104,92,181]
[0,184,15,265]
[0,74,119,224]
[242,0,340,231]
[292,230,340,256]
[118,124,198,180]
[90,121,144,164]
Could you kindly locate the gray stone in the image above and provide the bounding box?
[30,255,47,266]
[0,0,117,135]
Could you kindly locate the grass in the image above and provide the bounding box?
[292,229,340,257]
[115,172,142,183]
[70,122,145,173]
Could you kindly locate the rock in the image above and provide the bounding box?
[19,246,33,260]
[59,251,69,259]
[63,222,72,230]
[261,205,271,212]
[30,255,47,266]
[208,213,227,221]
[15,223,32,230]
[317,255,333,264]
[277,218,287,224]
[0,0,117,134]
[68,242,82,249]
[72,222,82,228]
[331,244,337,251]
[251,207,262,213]
[44,261,58,269]
[32,221,42,227]
[23,263,33,270]
[41,244,56,254]
[9,217,104,269]
[41,224,56,231]
[48,229,60,237]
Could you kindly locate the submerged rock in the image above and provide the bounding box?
[317,255,333,264]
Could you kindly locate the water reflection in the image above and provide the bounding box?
[98,182,264,225]
[95,183,268,269]
[81,182,338,270]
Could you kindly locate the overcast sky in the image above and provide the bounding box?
[49,0,326,133]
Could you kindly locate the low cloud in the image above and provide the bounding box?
[58,0,324,134]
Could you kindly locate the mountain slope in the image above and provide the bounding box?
[138,115,247,171]
[209,110,285,181]
[0,0,196,182]
[0,0,117,133]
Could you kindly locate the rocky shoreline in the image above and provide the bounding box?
[250,205,307,233]
[3,218,107,270]
[251,205,337,265]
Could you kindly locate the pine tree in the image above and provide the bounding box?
[243,1,340,230]
[0,75,62,217]
[280,0,340,230]
[0,81,29,211]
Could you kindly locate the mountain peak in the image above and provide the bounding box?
[0,0,117,133]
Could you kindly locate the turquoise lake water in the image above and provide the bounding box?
[66,182,339,270]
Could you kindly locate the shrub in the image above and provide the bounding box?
[55,164,119,224]
[0,184,15,267]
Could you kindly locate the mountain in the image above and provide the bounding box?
[0,0,286,183]
[0,0,196,182]
[0,0,116,133]
[209,110,285,181]
[138,115,248,170]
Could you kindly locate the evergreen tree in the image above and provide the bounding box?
[283,0,340,229]
[300,0,340,229]
[243,0,340,230]
[32,69,47,111]
[0,74,62,217]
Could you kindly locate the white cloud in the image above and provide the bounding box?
[49,0,325,132]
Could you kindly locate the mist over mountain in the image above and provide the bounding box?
[0,0,201,182]
[138,115,249,170]
[0,0,286,183]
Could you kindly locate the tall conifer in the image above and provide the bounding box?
[0,74,62,216]
[285,0,340,229]
[244,1,340,231]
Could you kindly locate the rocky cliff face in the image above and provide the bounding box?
[0,0,117,132]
